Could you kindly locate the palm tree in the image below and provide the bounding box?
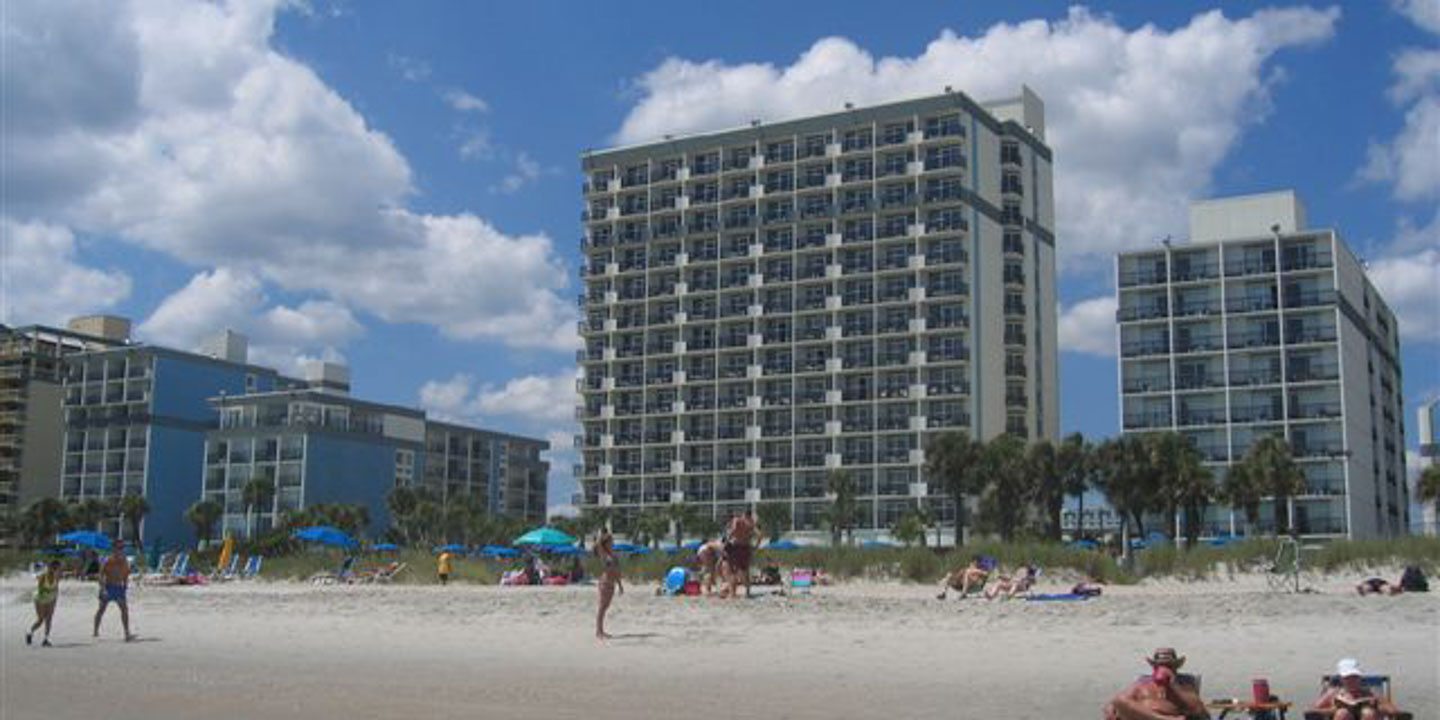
[1234,435,1306,536]
[632,509,669,549]
[1027,439,1063,540]
[1417,465,1440,532]
[1163,437,1216,547]
[119,494,150,545]
[20,498,70,547]
[924,431,984,546]
[1095,435,1159,540]
[977,435,1032,542]
[664,502,700,548]
[241,478,275,539]
[70,499,113,533]
[1058,433,1093,541]
[387,487,419,543]
[822,470,859,546]
[755,502,791,546]
[186,499,223,547]
[1145,433,1198,541]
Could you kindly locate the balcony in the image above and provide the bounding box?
[1172,299,1221,318]
[1230,405,1282,424]
[1122,376,1171,394]
[1174,374,1225,390]
[1225,296,1277,313]
[1170,263,1219,282]
[1290,402,1342,420]
[1226,331,1280,350]
[1120,339,1170,358]
[1123,411,1172,430]
[1288,363,1340,383]
[1282,253,1334,272]
[1229,368,1281,386]
[1174,335,1224,354]
[1177,408,1226,427]
[1117,304,1168,322]
[1283,289,1336,308]
[1118,269,1166,287]
[1224,258,1276,277]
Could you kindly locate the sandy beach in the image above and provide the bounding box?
[2,573,1436,720]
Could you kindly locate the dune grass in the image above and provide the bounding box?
[5,537,1437,586]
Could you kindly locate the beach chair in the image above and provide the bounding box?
[240,555,263,580]
[365,562,407,584]
[1302,675,1412,720]
[214,553,241,581]
[141,553,177,584]
[790,567,814,595]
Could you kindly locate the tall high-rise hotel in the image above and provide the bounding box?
[576,88,1057,536]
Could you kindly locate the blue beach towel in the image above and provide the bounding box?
[1025,593,1093,602]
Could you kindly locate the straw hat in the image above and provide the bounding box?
[1145,648,1186,669]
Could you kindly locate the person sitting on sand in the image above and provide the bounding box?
[1308,658,1402,719]
[1103,647,1208,720]
[936,555,990,600]
[984,564,1038,600]
[1355,577,1395,596]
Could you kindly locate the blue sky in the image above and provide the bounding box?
[2,1,1436,511]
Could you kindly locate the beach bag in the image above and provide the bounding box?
[1399,565,1428,592]
[683,580,701,596]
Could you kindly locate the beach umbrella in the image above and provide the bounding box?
[681,540,703,551]
[372,543,400,552]
[292,526,357,549]
[766,539,802,551]
[216,536,235,574]
[1068,539,1099,551]
[59,530,113,551]
[538,544,585,556]
[513,526,578,547]
[433,543,467,555]
[612,543,650,555]
[861,540,897,549]
[478,545,519,558]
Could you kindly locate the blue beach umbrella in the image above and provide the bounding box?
[1068,539,1099,551]
[681,540,704,551]
[479,545,519,558]
[513,527,579,547]
[292,526,357,549]
[59,530,113,551]
[613,543,650,555]
[538,544,585,556]
[433,544,467,555]
[766,539,802,551]
[372,543,400,552]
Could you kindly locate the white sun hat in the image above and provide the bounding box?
[1336,658,1363,677]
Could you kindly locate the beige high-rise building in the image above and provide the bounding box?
[575,88,1058,540]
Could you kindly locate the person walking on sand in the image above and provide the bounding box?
[595,530,624,640]
[437,550,454,586]
[722,510,757,599]
[26,560,61,647]
[93,540,135,642]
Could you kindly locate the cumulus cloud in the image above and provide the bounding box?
[0,0,577,351]
[0,219,131,325]
[1360,96,1440,202]
[614,6,1339,271]
[1367,249,1440,344]
[1394,0,1440,35]
[1057,296,1118,356]
[493,152,542,194]
[138,267,364,374]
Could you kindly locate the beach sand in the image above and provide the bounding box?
[2,572,1436,719]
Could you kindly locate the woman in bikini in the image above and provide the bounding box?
[595,530,624,640]
[27,560,61,647]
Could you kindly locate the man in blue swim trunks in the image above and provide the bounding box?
[94,540,135,641]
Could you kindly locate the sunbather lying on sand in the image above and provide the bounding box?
[984,564,1037,600]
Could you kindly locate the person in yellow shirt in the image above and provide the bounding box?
[437,551,454,585]
[27,560,61,647]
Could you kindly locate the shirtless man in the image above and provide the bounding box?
[723,511,757,599]
[937,555,990,600]
[1103,648,1209,720]
[93,540,135,642]
[696,538,726,595]
[1308,658,1403,719]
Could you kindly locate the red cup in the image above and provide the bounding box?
[1252,678,1271,704]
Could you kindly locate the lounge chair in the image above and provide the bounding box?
[240,555,263,580]
[141,553,177,584]
[790,567,814,595]
[1302,675,1412,720]
[362,562,407,584]
[213,553,241,581]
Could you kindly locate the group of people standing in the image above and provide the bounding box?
[26,539,136,648]
[593,509,761,640]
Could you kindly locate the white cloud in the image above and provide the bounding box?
[1389,48,1440,104]
[493,152,542,194]
[1360,96,1440,202]
[1367,249,1440,344]
[387,52,431,83]
[0,219,131,326]
[443,88,488,113]
[1,0,577,352]
[138,267,364,374]
[1394,0,1440,35]
[614,6,1339,272]
[1057,296,1118,356]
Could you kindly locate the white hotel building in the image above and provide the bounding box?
[575,88,1059,538]
[1116,191,1408,539]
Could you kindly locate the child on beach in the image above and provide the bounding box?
[26,560,61,647]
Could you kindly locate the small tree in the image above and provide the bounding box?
[1058,433,1094,541]
[1417,465,1440,534]
[977,435,1033,542]
[20,498,70,547]
[186,499,223,547]
[756,502,791,546]
[119,494,150,545]
[242,478,275,539]
[632,509,670,549]
[664,502,700,548]
[891,510,928,547]
[1096,435,1160,540]
[822,470,859,546]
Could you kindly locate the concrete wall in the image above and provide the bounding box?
[146,425,203,548]
[302,434,397,536]
[18,382,63,506]
[1190,191,1305,243]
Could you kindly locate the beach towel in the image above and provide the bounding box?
[1025,593,1093,602]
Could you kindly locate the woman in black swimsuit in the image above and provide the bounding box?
[595,530,624,640]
